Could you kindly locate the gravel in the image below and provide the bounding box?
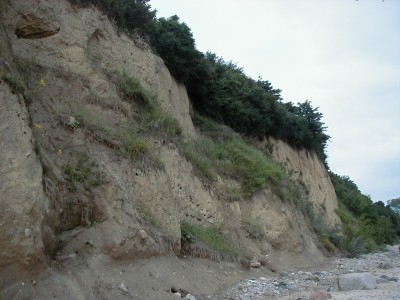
[209,247,400,299]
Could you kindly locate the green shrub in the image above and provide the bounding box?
[321,234,336,253]
[109,70,153,109]
[158,113,182,137]
[192,113,237,141]
[221,139,284,196]
[181,141,215,180]
[219,186,243,202]
[67,0,156,35]
[181,222,236,255]
[242,220,265,240]
[138,109,182,138]
[347,236,369,258]
[139,208,158,226]
[63,153,103,192]
[122,133,149,160]
[78,80,183,173]
[182,115,287,198]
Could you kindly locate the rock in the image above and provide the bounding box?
[249,259,261,268]
[376,277,389,284]
[138,229,148,241]
[313,271,323,276]
[55,253,76,262]
[173,292,181,298]
[183,294,196,300]
[179,288,189,297]
[171,287,178,293]
[118,282,128,293]
[389,276,399,282]
[67,116,80,129]
[338,272,377,291]
[24,228,32,238]
[379,261,393,269]
[309,290,332,300]
[384,244,399,253]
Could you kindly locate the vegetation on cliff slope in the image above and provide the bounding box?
[183,114,286,199]
[67,0,329,162]
[65,0,400,253]
[150,16,329,162]
[331,173,400,255]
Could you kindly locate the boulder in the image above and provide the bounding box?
[338,273,377,291]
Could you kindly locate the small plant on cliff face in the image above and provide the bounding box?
[138,208,158,226]
[22,77,47,105]
[63,153,103,192]
[242,220,266,240]
[181,222,237,259]
[321,234,336,253]
[138,108,182,140]
[3,75,25,95]
[180,138,216,180]
[122,132,149,160]
[295,193,342,254]
[111,70,153,109]
[108,70,182,142]
[182,114,286,198]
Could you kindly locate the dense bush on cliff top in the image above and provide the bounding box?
[67,0,400,248]
[150,15,329,162]
[68,0,329,162]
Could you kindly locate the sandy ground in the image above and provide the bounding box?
[2,246,399,299]
[3,254,270,300]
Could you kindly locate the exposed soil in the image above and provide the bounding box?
[3,245,399,299]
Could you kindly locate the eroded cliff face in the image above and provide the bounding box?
[0,0,339,295]
[263,138,340,227]
[0,78,47,288]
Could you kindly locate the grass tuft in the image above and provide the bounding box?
[122,132,149,160]
[111,70,153,109]
[242,220,266,240]
[63,153,103,192]
[181,116,286,198]
[3,75,25,94]
[181,222,237,256]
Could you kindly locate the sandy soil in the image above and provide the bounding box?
[2,242,324,300]
[2,246,399,299]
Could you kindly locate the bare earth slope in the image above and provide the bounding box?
[1,0,343,298]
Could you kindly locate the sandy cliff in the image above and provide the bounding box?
[0,0,340,297]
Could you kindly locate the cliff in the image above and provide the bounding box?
[0,0,339,297]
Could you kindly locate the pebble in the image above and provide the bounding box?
[209,249,400,299]
[118,282,128,293]
[24,228,32,238]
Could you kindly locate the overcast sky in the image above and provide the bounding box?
[150,0,400,203]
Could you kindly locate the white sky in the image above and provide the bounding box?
[150,0,400,202]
